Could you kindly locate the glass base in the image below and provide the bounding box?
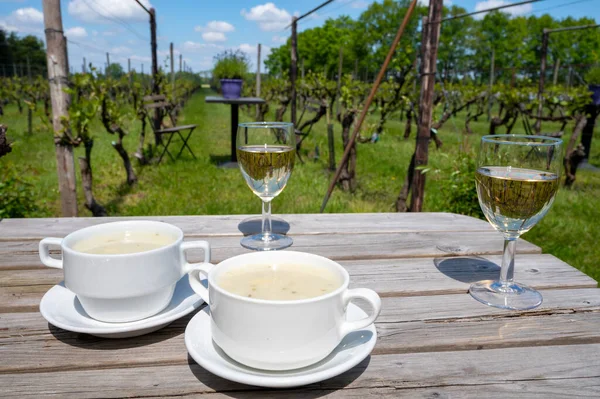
[240,233,293,251]
[469,280,543,310]
[238,215,290,236]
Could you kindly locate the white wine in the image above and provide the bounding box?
[237,145,295,200]
[476,166,559,235]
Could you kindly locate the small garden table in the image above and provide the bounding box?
[205,96,266,167]
[1,213,599,397]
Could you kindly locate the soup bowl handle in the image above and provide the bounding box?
[180,240,213,303]
[338,288,382,337]
[180,241,211,273]
[39,238,64,269]
[187,264,214,304]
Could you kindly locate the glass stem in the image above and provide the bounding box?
[499,237,517,287]
[261,200,272,241]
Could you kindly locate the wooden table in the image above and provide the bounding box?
[205,96,266,167]
[1,213,599,397]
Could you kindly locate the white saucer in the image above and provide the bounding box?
[185,303,377,388]
[40,277,204,338]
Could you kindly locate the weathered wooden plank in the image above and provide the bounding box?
[0,213,492,241]
[2,344,599,398]
[0,254,594,313]
[145,379,600,398]
[2,289,600,374]
[375,310,600,355]
[0,231,540,273]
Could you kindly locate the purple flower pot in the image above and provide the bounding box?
[221,79,243,99]
[589,84,600,106]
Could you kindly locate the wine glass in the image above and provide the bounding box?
[470,134,562,310]
[236,122,295,251]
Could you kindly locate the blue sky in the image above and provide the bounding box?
[0,0,598,73]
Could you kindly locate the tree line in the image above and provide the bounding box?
[0,30,47,75]
[265,0,600,84]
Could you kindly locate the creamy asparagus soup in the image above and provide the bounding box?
[72,231,176,254]
[217,263,343,300]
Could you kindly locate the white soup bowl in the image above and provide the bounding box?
[188,250,382,370]
[39,221,210,323]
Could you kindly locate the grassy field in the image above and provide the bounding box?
[2,88,599,281]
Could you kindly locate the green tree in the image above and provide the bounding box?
[265,2,600,86]
[105,63,125,79]
[353,0,425,79]
[266,16,359,78]
[1,31,46,76]
[437,5,475,81]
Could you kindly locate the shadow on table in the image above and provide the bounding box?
[433,256,501,284]
[48,309,198,350]
[187,353,370,398]
[238,218,290,236]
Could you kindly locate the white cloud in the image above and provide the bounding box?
[13,7,43,24]
[272,35,287,44]
[195,20,235,33]
[202,31,227,42]
[182,41,223,53]
[0,7,43,34]
[111,46,131,55]
[474,0,531,18]
[241,2,292,32]
[195,20,234,42]
[130,55,151,63]
[68,0,153,24]
[65,26,88,39]
[239,43,257,54]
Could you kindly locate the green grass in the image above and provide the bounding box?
[2,88,599,281]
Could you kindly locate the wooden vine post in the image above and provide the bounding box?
[336,47,343,117]
[552,59,560,85]
[487,48,495,122]
[150,8,160,137]
[290,16,298,127]
[170,42,175,100]
[535,29,549,134]
[410,0,443,212]
[26,55,32,135]
[326,106,335,171]
[256,43,262,120]
[42,0,78,217]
